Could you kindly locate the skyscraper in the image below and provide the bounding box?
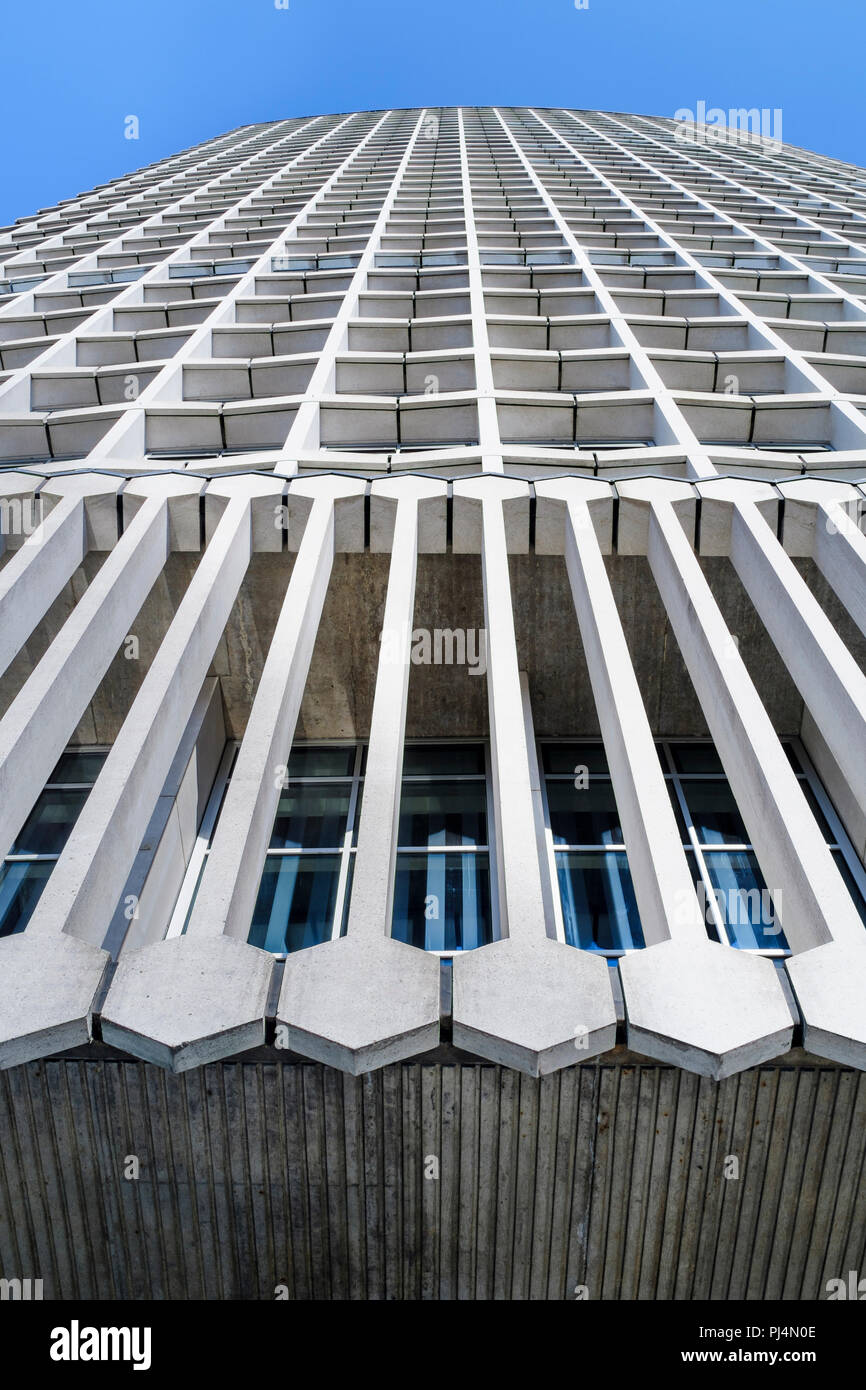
[0,107,865,1299]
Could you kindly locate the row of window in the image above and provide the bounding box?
[4,739,865,958]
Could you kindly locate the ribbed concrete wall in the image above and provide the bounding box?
[0,1053,863,1300]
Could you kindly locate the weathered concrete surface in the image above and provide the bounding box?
[451,937,617,1073]
[0,1052,862,1300]
[100,935,274,1070]
[277,935,441,1073]
[620,940,795,1079]
[787,941,866,1069]
[0,933,108,1068]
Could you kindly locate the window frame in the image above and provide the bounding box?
[537,735,866,957]
[0,744,111,937]
[166,736,501,958]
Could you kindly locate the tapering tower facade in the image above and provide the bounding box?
[1,109,865,1299]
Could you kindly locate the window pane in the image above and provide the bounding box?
[0,860,53,937]
[392,852,491,951]
[782,742,803,774]
[681,780,749,844]
[269,783,351,849]
[832,852,866,927]
[541,743,609,776]
[10,789,90,855]
[703,850,788,949]
[401,744,485,777]
[178,860,206,935]
[670,743,724,775]
[249,854,341,953]
[555,851,644,951]
[398,780,487,847]
[546,778,623,845]
[800,784,835,842]
[287,745,355,779]
[48,748,107,785]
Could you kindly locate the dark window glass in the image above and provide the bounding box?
[269,784,352,849]
[800,784,835,842]
[681,780,749,844]
[250,855,342,954]
[546,779,623,845]
[10,790,90,855]
[832,852,866,927]
[782,742,803,774]
[0,861,52,937]
[541,743,610,776]
[392,852,491,951]
[397,781,486,847]
[401,744,485,777]
[670,744,724,775]
[703,850,788,949]
[555,851,644,951]
[48,749,106,785]
[0,748,107,939]
[287,745,355,779]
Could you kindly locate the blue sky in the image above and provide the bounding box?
[2,0,863,225]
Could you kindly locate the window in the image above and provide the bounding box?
[168,743,361,954]
[391,743,493,952]
[168,737,866,961]
[170,740,494,956]
[0,747,107,937]
[540,742,643,952]
[540,738,866,954]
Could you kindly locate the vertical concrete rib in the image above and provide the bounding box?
[632,479,866,1066]
[276,477,445,1073]
[457,109,503,472]
[449,475,617,1074]
[279,110,428,458]
[185,477,365,941]
[0,491,85,678]
[27,489,253,947]
[535,477,792,1077]
[812,493,866,638]
[722,482,866,822]
[0,491,169,861]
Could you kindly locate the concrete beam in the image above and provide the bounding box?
[29,490,252,946]
[537,477,793,1078]
[277,477,446,1073]
[0,493,169,861]
[718,482,866,826]
[641,483,866,1067]
[450,476,617,1075]
[0,492,86,678]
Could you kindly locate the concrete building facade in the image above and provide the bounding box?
[0,107,865,1300]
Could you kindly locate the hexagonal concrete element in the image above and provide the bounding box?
[0,932,110,1068]
[451,937,618,1076]
[100,935,274,1071]
[786,940,866,1069]
[620,940,794,1079]
[277,935,441,1074]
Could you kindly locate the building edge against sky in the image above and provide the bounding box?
[0,108,864,1298]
